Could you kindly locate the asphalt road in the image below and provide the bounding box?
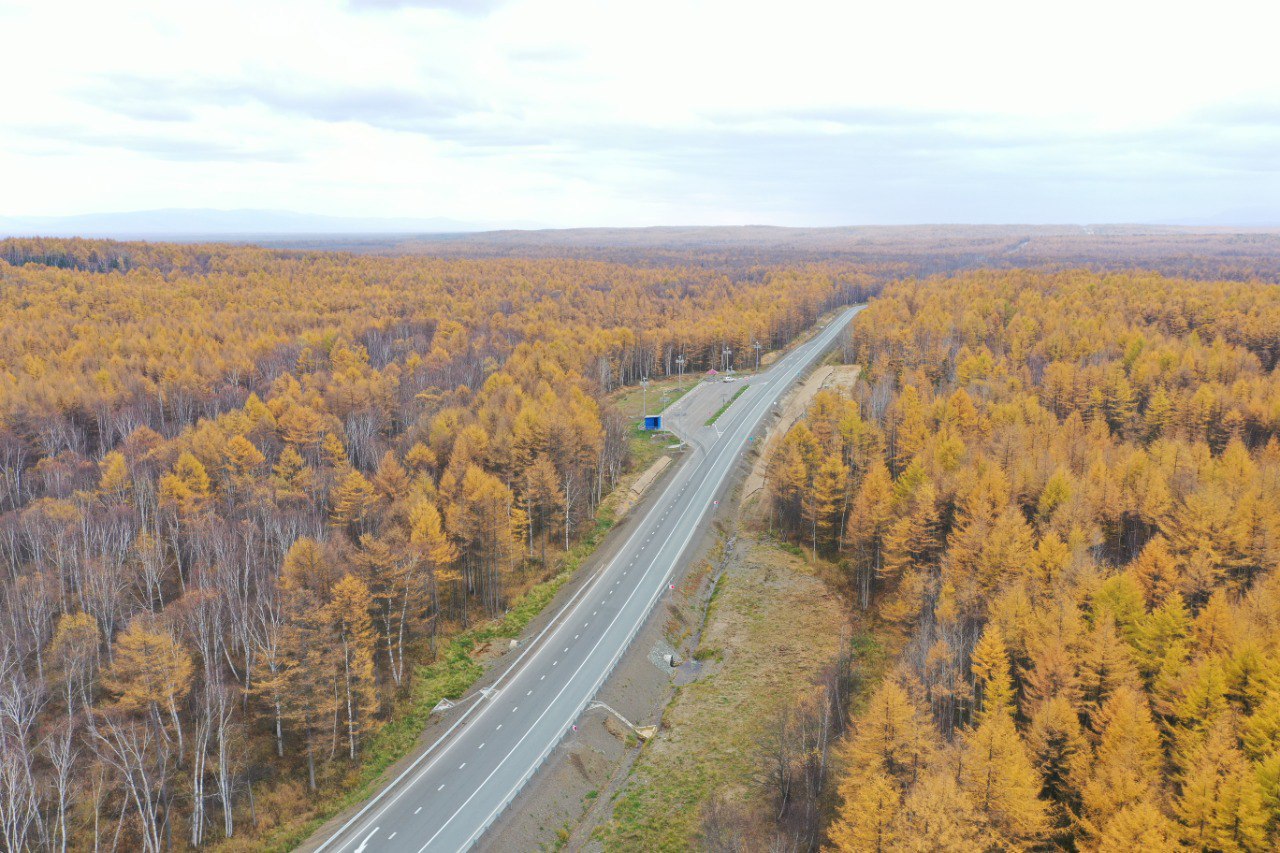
[313,304,864,853]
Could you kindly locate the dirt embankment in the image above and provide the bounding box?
[742,364,860,500]
[481,361,862,853]
[585,535,845,851]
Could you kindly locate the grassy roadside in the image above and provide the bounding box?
[613,376,698,420]
[265,373,696,850]
[260,515,618,852]
[621,378,696,472]
[705,384,748,426]
[592,536,852,851]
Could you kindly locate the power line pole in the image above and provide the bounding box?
[675,353,685,380]
[753,340,762,370]
[641,376,649,420]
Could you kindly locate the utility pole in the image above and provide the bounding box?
[675,353,685,380]
[641,376,649,420]
[721,345,732,372]
[753,339,762,370]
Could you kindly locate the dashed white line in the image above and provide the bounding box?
[496,724,502,731]
[574,634,579,639]
[526,690,532,696]
[553,660,558,666]
[388,832,397,841]
[415,806,423,814]
[479,743,485,750]
[437,784,445,791]
[458,763,466,769]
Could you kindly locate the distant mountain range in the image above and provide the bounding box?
[0,209,526,239]
[3,209,1276,244]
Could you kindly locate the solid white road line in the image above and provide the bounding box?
[452,308,859,852]
[445,321,851,851]
[338,309,858,853]
[317,400,711,852]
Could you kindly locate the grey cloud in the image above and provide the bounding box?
[65,73,1280,224]
[1190,100,1280,128]
[25,123,298,162]
[251,87,477,129]
[722,105,965,129]
[346,0,509,16]
[81,76,244,122]
[87,74,485,136]
[506,45,586,63]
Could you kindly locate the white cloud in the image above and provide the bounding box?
[2,0,1279,226]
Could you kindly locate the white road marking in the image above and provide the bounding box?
[354,827,379,853]
[388,832,397,840]
[415,806,423,814]
[497,724,502,731]
[437,784,445,791]
[574,634,579,639]
[479,743,485,750]
[459,762,466,769]
[341,310,851,853]
[526,690,532,696]
[439,313,860,852]
[553,660,558,666]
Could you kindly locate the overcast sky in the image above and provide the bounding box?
[3,0,1279,227]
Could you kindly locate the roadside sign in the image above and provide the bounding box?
[643,415,662,430]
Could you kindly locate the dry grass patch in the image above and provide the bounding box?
[596,537,844,852]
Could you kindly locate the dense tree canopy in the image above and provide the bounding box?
[768,270,1280,851]
[0,239,874,850]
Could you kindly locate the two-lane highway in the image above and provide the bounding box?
[313,305,864,853]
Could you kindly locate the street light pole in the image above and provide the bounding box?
[675,353,685,380]
[641,376,649,420]
[722,345,732,372]
[753,340,762,370]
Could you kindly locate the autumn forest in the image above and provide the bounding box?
[0,238,871,851]
[5,233,1280,853]
[768,270,1280,850]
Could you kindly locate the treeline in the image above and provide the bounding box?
[767,270,1280,850]
[0,239,873,851]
